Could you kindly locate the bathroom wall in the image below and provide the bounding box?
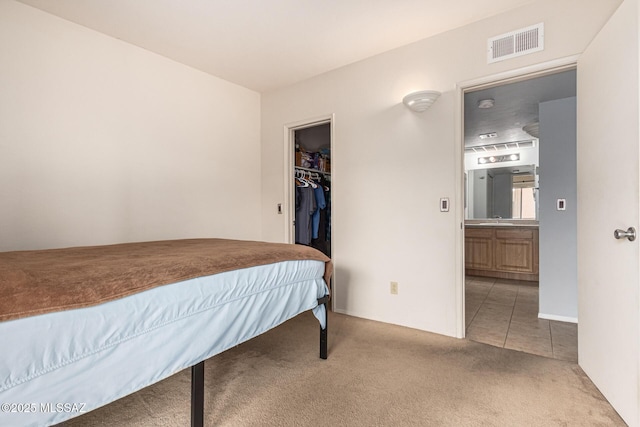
[539,97,578,321]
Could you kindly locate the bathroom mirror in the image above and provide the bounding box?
[465,164,537,220]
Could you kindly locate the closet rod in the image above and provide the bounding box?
[294,166,331,176]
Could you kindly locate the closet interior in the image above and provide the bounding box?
[294,123,331,257]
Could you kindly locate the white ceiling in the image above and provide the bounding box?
[465,69,577,148]
[17,0,535,93]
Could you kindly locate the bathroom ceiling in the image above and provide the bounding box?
[16,0,534,92]
[464,69,577,148]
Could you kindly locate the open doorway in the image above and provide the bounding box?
[284,116,333,246]
[462,68,578,362]
[292,123,331,257]
[284,116,334,305]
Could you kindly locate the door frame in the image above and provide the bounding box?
[454,55,580,338]
[283,114,335,309]
[283,114,334,244]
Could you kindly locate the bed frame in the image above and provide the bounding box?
[1,239,331,427]
[188,294,329,427]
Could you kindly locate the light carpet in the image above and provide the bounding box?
[59,312,624,426]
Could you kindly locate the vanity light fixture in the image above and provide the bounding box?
[478,153,520,165]
[402,90,441,112]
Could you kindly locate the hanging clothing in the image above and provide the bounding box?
[324,185,331,249]
[311,184,326,239]
[311,177,330,256]
[295,185,315,245]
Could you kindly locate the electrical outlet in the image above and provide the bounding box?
[390,281,399,295]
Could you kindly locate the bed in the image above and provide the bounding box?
[0,238,331,427]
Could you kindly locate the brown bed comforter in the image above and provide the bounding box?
[0,238,332,322]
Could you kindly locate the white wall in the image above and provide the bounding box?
[0,1,262,251]
[261,0,621,336]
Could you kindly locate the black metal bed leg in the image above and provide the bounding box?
[320,322,328,359]
[191,361,204,427]
[318,295,329,359]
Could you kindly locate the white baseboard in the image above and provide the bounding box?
[538,313,578,323]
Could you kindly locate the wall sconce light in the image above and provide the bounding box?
[402,90,441,112]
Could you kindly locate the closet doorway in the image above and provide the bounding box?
[284,116,333,263]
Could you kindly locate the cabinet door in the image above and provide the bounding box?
[494,233,535,273]
[465,236,493,270]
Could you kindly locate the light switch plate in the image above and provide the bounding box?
[440,198,450,212]
[557,198,566,211]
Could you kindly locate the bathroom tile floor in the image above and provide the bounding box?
[465,276,578,362]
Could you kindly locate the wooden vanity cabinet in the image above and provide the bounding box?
[465,228,493,271]
[465,226,539,281]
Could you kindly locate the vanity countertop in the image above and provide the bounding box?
[465,221,539,228]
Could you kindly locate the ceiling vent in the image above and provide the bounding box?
[464,140,536,154]
[488,23,544,63]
